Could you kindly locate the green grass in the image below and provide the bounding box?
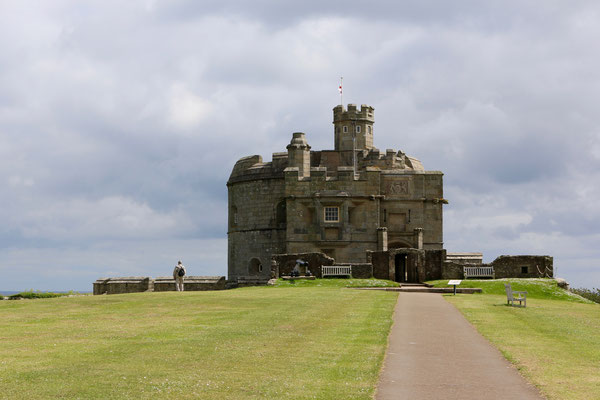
[0,287,398,399]
[272,278,400,288]
[441,282,600,400]
[427,278,591,303]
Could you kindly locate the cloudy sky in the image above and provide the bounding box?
[1,0,599,292]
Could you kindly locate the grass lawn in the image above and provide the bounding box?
[0,285,398,399]
[434,279,600,400]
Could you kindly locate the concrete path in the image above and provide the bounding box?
[375,293,545,399]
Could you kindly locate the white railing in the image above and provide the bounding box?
[322,265,352,277]
[463,266,495,279]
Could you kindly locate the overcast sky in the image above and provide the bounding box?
[1,0,599,292]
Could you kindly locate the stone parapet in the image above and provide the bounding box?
[93,277,152,295]
[153,276,226,292]
[93,276,226,295]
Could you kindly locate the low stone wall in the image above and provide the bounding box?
[367,251,392,280]
[236,276,271,287]
[334,263,372,278]
[153,276,227,292]
[424,249,446,281]
[93,277,152,295]
[271,252,335,278]
[441,262,465,279]
[94,276,226,295]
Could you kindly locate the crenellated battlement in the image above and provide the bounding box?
[333,104,375,123]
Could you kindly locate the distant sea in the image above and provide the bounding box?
[1,290,91,296]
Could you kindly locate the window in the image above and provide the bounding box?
[368,125,372,134]
[231,206,238,226]
[356,125,361,133]
[343,126,348,133]
[276,200,286,225]
[324,206,339,222]
[521,266,529,274]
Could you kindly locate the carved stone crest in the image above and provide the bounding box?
[387,180,409,195]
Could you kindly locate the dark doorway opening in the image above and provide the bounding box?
[395,254,407,282]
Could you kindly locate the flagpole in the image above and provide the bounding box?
[339,77,343,106]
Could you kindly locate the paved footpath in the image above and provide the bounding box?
[375,292,545,399]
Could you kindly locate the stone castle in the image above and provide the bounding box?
[227,103,553,284]
[92,103,553,295]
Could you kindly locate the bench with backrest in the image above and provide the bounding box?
[463,266,495,279]
[504,283,527,307]
[322,265,352,278]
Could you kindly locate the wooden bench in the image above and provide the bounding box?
[463,266,495,279]
[322,265,352,278]
[504,283,527,308]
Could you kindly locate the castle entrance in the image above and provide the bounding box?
[395,254,407,282]
[394,253,419,283]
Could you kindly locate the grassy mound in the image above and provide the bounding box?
[427,278,591,303]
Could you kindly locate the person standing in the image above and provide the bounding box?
[173,260,186,291]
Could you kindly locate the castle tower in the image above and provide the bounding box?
[286,132,311,178]
[333,104,375,151]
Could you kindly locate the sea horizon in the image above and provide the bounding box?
[1,290,91,296]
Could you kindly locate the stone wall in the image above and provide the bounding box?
[424,249,446,281]
[93,276,226,295]
[367,250,393,280]
[93,277,152,295]
[153,276,226,292]
[340,263,373,278]
[441,262,465,279]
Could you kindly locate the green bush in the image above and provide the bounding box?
[8,290,75,300]
[570,287,600,304]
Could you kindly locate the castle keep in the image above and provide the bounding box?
[228,104,447,282]
[91,102,554,295]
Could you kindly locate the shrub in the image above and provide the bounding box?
[570,287,600,304]
[8,290,75,300]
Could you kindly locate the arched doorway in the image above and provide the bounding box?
[248,258,262,276]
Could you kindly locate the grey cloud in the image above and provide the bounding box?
[1,1,600,290]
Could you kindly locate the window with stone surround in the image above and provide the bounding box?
[324,206,339,222]
[356,125,361,133]
[343,126,348,133]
